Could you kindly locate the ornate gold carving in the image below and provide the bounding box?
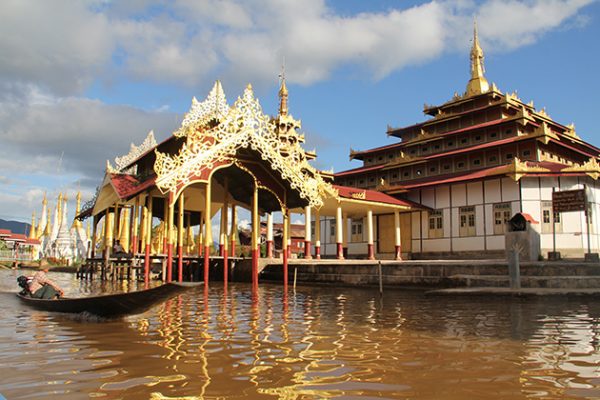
[505,157,550,181]
[350,190,366,200]
[113,130,157,173]
[174,81,229,137]
[154,84,333,208]
[562,157,600,180]
[565,123,580,139]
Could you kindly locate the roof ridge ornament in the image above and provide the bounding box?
[113,130,157,173]
[466,18,490,96]
[175,80,230,137]
[155,83,333,208]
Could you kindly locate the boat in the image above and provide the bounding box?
[16,282,201,318]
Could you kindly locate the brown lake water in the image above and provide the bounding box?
[1,268,599,399]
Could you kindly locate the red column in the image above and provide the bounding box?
[315,245,321,259]
[177,244,183,282]
[144,243,150,287]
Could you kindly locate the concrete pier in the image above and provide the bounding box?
[258,258,600,290]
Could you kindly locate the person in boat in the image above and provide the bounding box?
[27,268,64,299]
[112,240,131,259]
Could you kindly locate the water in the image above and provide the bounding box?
[1,269,599,399]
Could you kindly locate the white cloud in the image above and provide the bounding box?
[0,0,593,95]
[0,86,180,192]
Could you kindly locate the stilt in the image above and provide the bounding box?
[283,208,289,289]
[304,206,312,259]
[177,193,184,282]
[166,196,174,282]
[251,184,259,290]
[394,210,402,260]
[204,181,212,286]
[336,206,344,260]
[367,209,375,260]
[266,212,273,258]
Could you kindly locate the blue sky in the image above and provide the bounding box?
[0,0,598,223]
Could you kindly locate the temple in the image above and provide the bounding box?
[77,77,413,286]
[334,24,600,259]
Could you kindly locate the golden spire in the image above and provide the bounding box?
[278,62,288,116]
[72,191,83,229]
[57,192,63,219]
[44,209,51,236]
[29,211,37,239]
[466,19,489,96]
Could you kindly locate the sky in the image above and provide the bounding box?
[0,0,599,225]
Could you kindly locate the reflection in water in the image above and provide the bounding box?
[2,269,600,399]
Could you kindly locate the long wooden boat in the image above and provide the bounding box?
[16,282,201,318]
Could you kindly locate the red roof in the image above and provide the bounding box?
[0,229,11,237]
[390,100,513,137]
[110,174,157,199]
[335,163,385,177]
[421,136,522,161]
[334,185,416,208]
[352,118,529,160]
[25,238,41,245]
[393,165,508,190]
[6,233,27,242]
[548,138,599,158]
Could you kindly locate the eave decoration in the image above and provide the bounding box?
[107,130,157,174]
[154,82,334,208]
[562,157,600,180]
[504,157,550,181]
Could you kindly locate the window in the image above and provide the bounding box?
[388,153,394,159]
[434,144,441,150]
[403,171,410,178]
[428,210,443,238]
[475,135,482,142]
[541,201,562,234]
[415,169,422,176]
[351,219,363,242]
[490,132,498,139]
[459,206,476,237]
[473,159,481,166]
[422,146,429,153]
[443,164,451,171]
[330,221,337,240]
[457,162,465,169]
[523,150,531,157]
[461,137,468,144]
[488,155,497,164]
[378,156,383,161]
[493,203,512,234]
[429,166,437,173]
[505,129,512,136]
[505,153,513,160]
[447,141,454,148]
[392,173,398,179]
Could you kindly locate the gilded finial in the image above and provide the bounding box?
[42,192,47,205]
[466,17,489,96]
[278,59,289,116]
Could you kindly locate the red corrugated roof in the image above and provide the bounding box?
[0,229,11,236]
[6,233,27,242]
[548,138,599,158]
[333,185,415,208]
[396,165,508,190]
[110,174,157,199]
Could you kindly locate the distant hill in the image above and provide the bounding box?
[0,219,31,235]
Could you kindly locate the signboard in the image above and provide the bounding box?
[552,189,586,213]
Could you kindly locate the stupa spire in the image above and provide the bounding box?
[466,18,489,96]
[72,191,83,229]
[29,211,36,239]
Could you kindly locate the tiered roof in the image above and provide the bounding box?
[336,23,600,191]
